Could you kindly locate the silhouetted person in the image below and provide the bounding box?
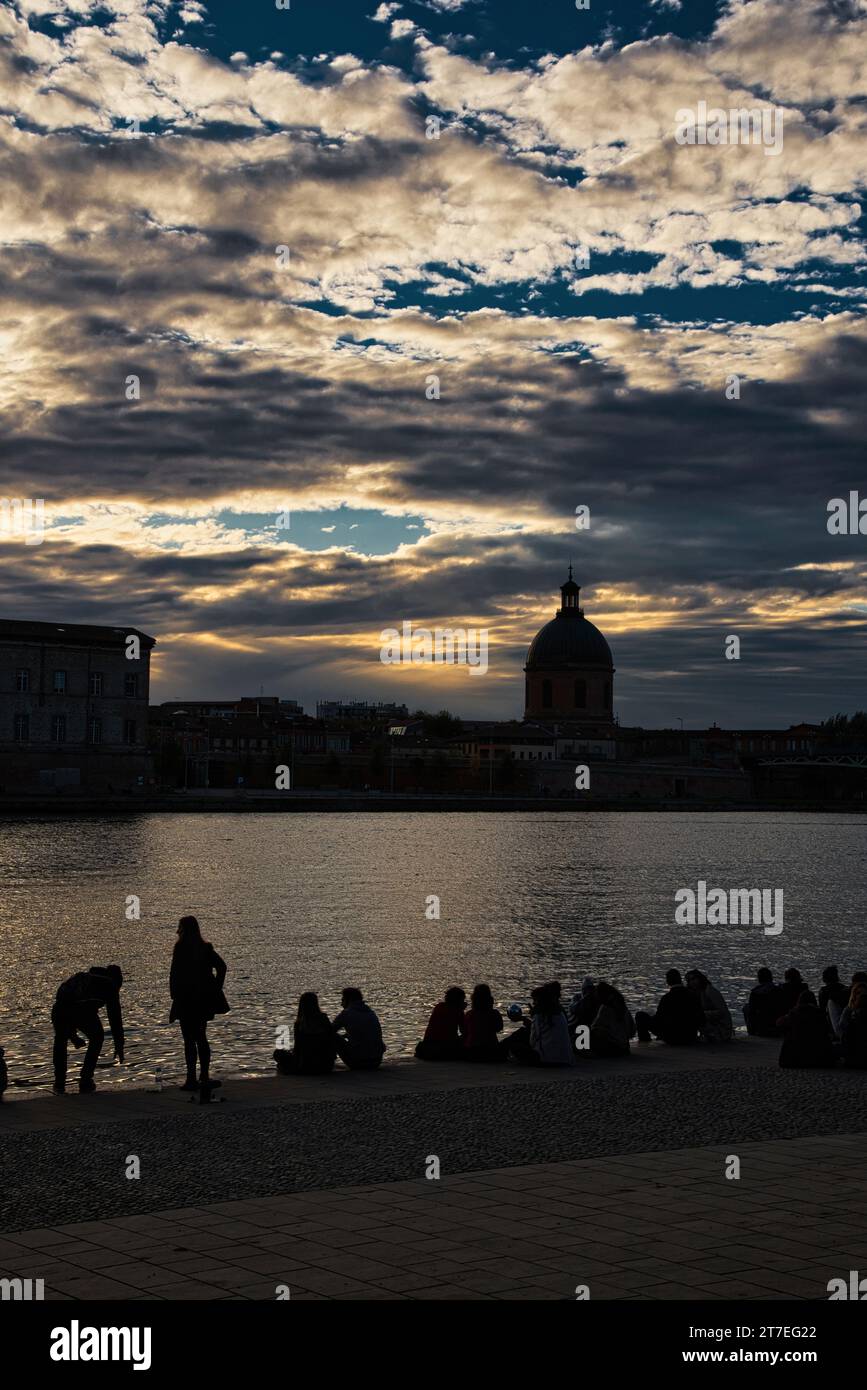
[52,964,124,1094]
[463,983,509,1062]
[743,967,781,1036]
[840,985,867,1069]
[818,966,850,1039]
[589,982,634,1057]
[416,987,466,1061]
[635,969,704,1044]
[568,977,599,1033]
[687,970,733,1042]
[775,967,805,1019]
[509,982,574,1066]
[169,916,228,1091]
[0,1046,7,1101]
[333,988,385,1070]
[778,990,837,1069]
[274,992,337,1075]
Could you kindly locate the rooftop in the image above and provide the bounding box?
[0,619,155,648]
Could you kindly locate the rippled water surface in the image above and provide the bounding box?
[0,812,865,1088]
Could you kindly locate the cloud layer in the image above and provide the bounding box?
[1,0,865,722]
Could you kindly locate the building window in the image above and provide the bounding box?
[574,678,587,709]
[123,719,137,745]
[14,713,30,742]
[124,673,138,697]
[542,679,553,708]
[89,672,103,697]
[52,715,66,743]
[88,718,102,745]
[53,670,66,694]
[15,669,30,692]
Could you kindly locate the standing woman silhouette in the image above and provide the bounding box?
[169,916,229,1090]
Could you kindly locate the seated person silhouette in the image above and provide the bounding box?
[416,987,466,1061]
[333,988,386,1070]
[463,983,510,1062]
[274,992,338,1075]
[778,989,837,1069]
[507,982,574,1066]
[840,984,867,1069]
[635,969,704,1044]
[743,967,782,1036]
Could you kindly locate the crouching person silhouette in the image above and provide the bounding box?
[52,964,125,1094]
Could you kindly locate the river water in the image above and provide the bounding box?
[0,811,864,1089]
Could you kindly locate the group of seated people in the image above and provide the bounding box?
[744,964,867,1068]
[273,987,386,1075]
[634,968,733,1045]
[416,980,599,1065]
[272,963,867,1078]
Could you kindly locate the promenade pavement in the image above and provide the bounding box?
[2,1038,865,1301]
[1,1132,864,1301]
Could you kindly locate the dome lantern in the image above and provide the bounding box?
[560,564,582,614]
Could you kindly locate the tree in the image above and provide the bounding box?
[411,708,463,739]
[822,713,867,748]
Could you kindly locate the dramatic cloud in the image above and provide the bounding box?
[1,0,865,722]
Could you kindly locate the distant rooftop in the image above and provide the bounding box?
[0,618,155,648]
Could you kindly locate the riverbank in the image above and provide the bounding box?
[2,791,864,814]
[4,1038,867,1228]
[2,1041,866,1300]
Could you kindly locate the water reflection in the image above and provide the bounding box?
[0,811,864,1088]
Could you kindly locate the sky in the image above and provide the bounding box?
[0,0,865,725]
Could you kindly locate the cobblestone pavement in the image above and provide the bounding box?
[1,1133,865,1301]
[2,1041,866,1235]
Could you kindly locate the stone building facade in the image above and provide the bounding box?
[0,620,155,792]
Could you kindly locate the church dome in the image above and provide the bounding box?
[525,571,613,670]
[526,613,612,670]
[523,570,614,723]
